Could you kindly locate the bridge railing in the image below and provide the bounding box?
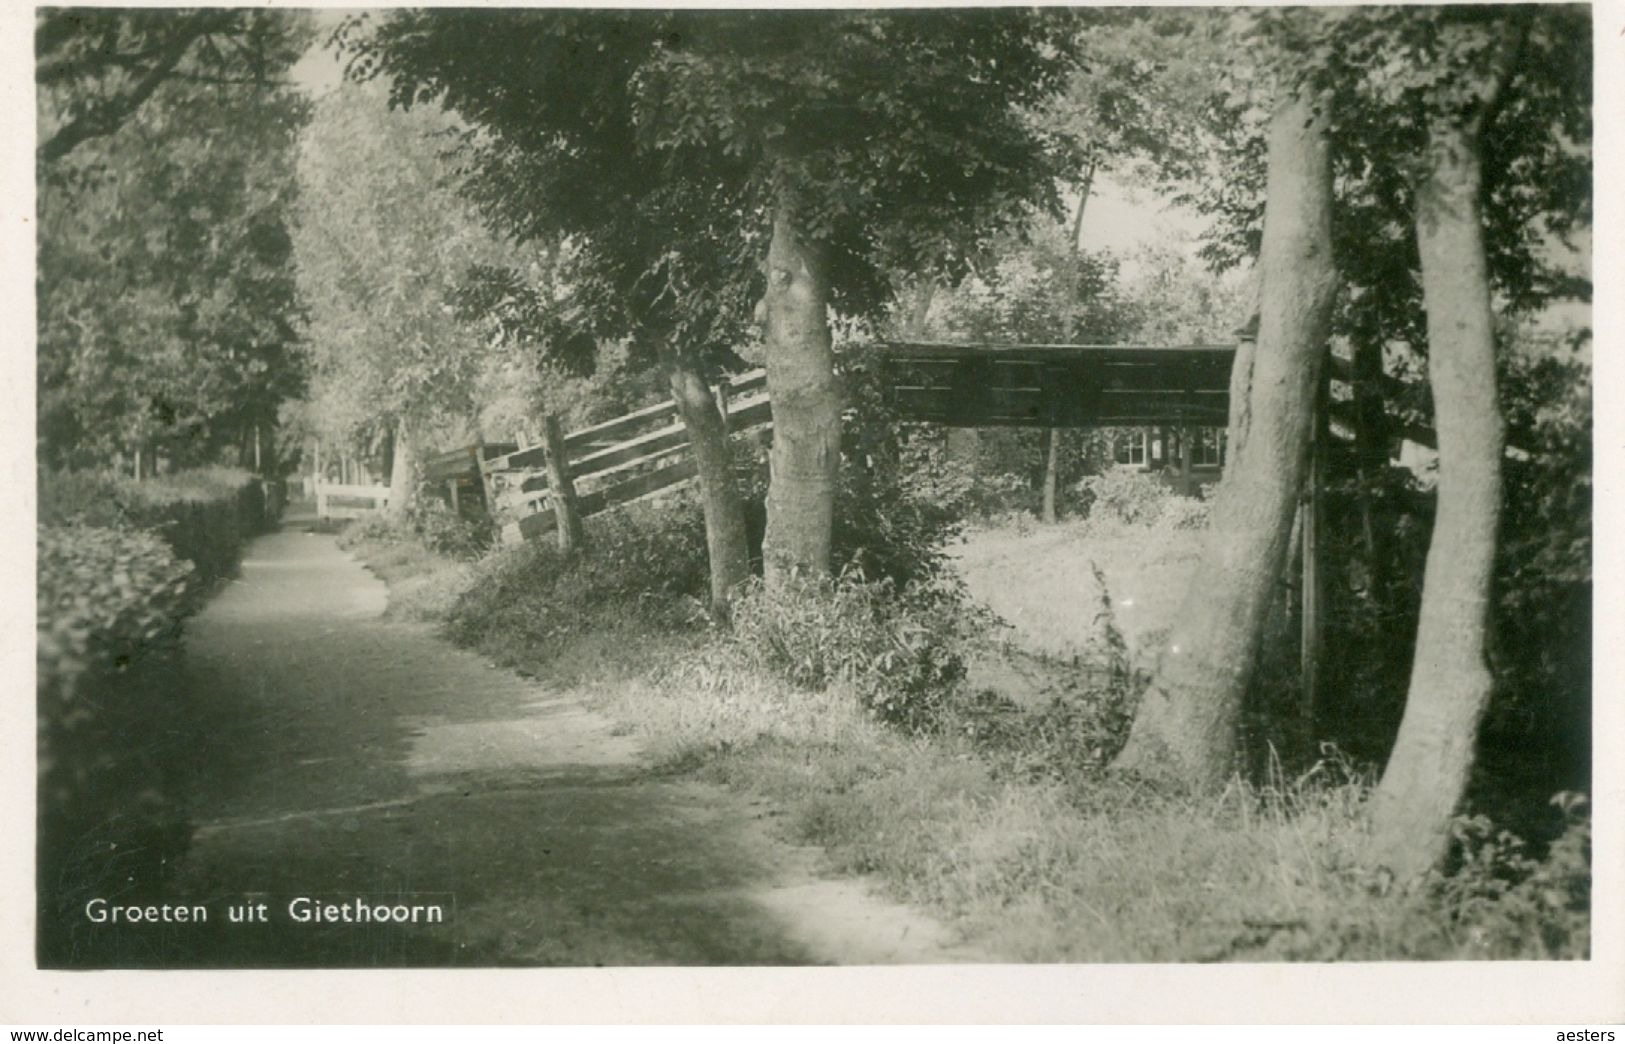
[471,341,1488,549]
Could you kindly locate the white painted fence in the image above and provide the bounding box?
[314,481,391,520]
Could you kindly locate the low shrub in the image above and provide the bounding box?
[949,560,1141,787]
[1155,494,1211,531]
[1430,793,1590,959]
[404,497,492,559]
[36,525,200,963]
[727,573,991,732]
[1075,468,1183,527]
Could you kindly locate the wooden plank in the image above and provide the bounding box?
[483,370,766,475]
[313,481,391,499]
[1326,399,1436,451]
[1326,354,1419,401]
[562,398,681,455]
[562,393,772,484]
[882,340,1237,361]
[505,459,700,544]
[541,414,585,553]
[568,419,691,481]
[520,438,692,495]
[577,458,697,515]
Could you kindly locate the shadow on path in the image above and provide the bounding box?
[64,525,978,968]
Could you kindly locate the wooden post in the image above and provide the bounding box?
[1178,417,1195,497]
[447,478,461,515]
[474,443,498,510]
[541,413,585,553]
[1041,428,1060,523]
[714,382,731,431]
[1300,369,1329,735]
[253,424,262,473]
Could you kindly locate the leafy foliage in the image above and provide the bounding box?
[36,9,308,163]
[291,81,521,454]
[1431,794,1590,959]
[1174,7,1589,340]
[36,524,200,963]
[40,467,273,586]
[343,9,1082,360]
[443,502,711,658]
[347,494,492,562]
[728,573,990,733]
[1075,468,1185,528]
[37,524,194,692]
[37,17,312,471]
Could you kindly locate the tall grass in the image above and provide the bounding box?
[345,496,1590,963]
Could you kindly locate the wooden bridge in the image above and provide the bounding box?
[415,343,1249,545]
[417,338,1452,550]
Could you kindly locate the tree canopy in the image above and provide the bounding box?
[37,10,312,470]
[291,81,521,457]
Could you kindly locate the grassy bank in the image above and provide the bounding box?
[338,501,1590,962]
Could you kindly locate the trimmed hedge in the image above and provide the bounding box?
[40,467,277,587]
[36,525,197,962]
[36,467,275,964]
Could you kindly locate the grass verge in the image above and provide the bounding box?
[341,507,1590,962]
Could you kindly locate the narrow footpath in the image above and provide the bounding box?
[142,522,981,967]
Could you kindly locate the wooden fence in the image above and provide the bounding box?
[483,369,771,546]
[474,342,1466,550]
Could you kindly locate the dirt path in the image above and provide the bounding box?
[135,525,981,967]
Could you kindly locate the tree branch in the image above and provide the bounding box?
[38,11,237,164]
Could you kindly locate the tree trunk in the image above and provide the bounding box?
[760,200,841,586]
[1111,89,1339,789]
[387,420,415,518]
[1044,157,1096,521]
[1041,427,1061,523]
[667,355,751,616]
[1368,114,1504,883]
[1069,159,1097,254]
[905,282,936,338]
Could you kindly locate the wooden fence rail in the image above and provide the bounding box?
[473,342,1490,551]
[483,369,772,547]
[315,481,391,520]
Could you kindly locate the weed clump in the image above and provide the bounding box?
[727,574,992,733]
[441,501,710,670]
[345,495,492,561]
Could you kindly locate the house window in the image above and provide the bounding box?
[1193,428,1226,468]
[1114,430,1148,468]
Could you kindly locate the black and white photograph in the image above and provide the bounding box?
[11,0,1621,1026]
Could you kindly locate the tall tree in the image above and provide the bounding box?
[345,10,759,604]
[1345,7,1586,882]
[1112,30,1339,786]
[1111,5,1588,811]
[291,81,513,515]
[352,9,1078,591]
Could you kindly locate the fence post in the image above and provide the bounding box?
[474,442,498,511]
[541,413,586,553]
[714,382,731,431]
[1300,369,1329,736]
